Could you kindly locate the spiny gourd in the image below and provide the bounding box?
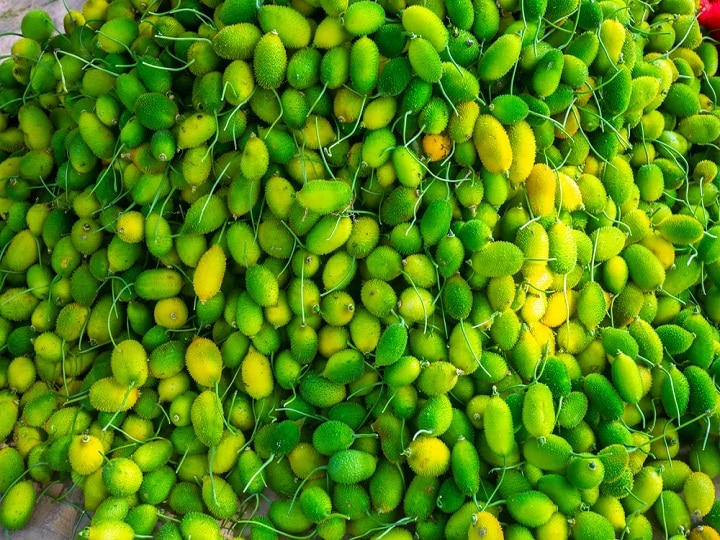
[1,0,720,538]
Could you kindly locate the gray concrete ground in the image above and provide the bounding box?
[0,0,83,54]
[8,483,88,539]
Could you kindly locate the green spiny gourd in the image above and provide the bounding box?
[0,1,717,538]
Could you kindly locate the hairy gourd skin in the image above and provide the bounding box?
[2,0,720,538]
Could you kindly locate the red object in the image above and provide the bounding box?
[699,0,720,36]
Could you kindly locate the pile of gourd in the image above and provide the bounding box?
[1,0,720,538]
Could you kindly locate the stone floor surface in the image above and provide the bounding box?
[0,0,84,54]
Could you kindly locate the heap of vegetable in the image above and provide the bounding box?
[1,0,720,538]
